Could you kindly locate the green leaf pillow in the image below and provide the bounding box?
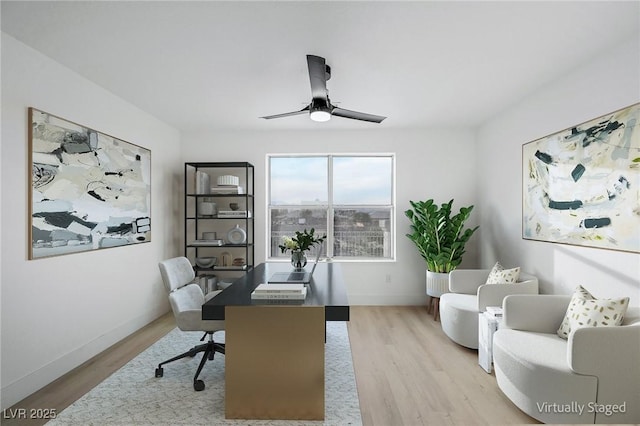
[557,285,629,339]
[486,262,520,284]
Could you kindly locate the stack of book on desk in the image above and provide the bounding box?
[251,283,307,300]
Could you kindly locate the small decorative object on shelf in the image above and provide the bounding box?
[279,228,326,270]
[227,224,247,244]
[195,257,217,268]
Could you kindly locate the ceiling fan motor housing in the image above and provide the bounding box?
[260,54,386,123]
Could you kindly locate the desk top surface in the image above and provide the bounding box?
[201,262,350,321]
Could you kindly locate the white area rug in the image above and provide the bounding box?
[47,322,361,425]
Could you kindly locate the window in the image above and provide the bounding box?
[268,154,395,260]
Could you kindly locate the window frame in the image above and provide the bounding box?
[266,153,396,262]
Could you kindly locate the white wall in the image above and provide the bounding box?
[0,34,182,408]
[477,36,640,306]
[181,128,479,305]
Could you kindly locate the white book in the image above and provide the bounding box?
[210,186,240,194]
[253,283,305,294]
[218,210,251,218]
[251,287,307,300]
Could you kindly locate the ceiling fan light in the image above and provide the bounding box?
[310,109,331,122]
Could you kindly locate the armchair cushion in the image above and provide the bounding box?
[486,261,520,284]
[557,285,630,339]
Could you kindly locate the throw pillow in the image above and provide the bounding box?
[557,285,630,339]
[486,262,520,284]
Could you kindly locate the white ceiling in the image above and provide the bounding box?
[2,1,639,132]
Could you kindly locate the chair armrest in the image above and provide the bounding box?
[449,269,490,294]
[176,309,206,331]
[477,280,538,311]
[502,294,571,333]
[568,323,640,375]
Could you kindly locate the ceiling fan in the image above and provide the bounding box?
[260,55,386,124]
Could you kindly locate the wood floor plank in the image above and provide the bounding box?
[347,306,538,425]
[2,306,538,425]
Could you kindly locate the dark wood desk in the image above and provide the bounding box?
[202,261,350,321]
[201,262,349,421]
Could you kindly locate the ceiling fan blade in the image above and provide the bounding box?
[260,105,310,120]
[331,107,386,123]
[307,55,328,100]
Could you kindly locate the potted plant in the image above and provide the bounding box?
[405,199,478,297]
[279,228,326,269]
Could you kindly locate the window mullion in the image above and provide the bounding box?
[327,155,334,258]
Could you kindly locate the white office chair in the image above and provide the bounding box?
[155,256,225,391]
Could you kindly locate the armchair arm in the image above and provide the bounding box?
[477,280,538,311]
[568,323,640,420]
[568,323,640,375]
[449,269,490,294]
[502,294,571,333]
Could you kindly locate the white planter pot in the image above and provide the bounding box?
[426,270,449,297]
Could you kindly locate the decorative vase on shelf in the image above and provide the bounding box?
[291,251,307,270]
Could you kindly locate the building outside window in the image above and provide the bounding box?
[268,154,395,261]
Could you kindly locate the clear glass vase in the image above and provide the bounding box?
[290,251,307,270]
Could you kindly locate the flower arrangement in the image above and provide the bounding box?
[279,228,326,254]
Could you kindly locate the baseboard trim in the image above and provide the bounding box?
[1,306,169,410]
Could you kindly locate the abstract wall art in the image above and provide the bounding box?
[522,103,640,253]
[29,108,151,259]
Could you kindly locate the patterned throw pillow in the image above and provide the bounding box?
[485,262,521,284]
[557,285,630,339]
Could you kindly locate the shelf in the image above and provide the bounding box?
[187,193,254,198]
[195,265,252,272]
[185,161,255,280]
[187,243,253,248]
[187,161,253,168]
[187,216,254,220]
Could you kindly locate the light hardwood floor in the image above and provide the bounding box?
[2,306,537,425]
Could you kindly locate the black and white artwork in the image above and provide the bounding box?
[29,108,151,259]
[522,103,640,253]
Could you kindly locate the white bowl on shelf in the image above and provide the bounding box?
[195,257,217,268]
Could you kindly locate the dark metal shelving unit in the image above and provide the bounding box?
[184,162,255,277]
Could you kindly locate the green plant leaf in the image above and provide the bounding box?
[404,198,478,273]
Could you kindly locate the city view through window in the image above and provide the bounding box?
[269,155,394,260]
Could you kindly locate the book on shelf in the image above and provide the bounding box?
[253,283,305,294]
[251,287,307,300]
[217,210,251,218]
[191,239,224,246]
[210,186,245,194]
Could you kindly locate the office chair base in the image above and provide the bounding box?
[155,337,225,392]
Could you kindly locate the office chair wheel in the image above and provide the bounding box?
[194,380,205,391]
[155,367,164,378]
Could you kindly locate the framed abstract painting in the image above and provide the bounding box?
[29,108,151,259]
[522,103,640,253]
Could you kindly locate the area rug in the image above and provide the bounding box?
[47,322,361,425]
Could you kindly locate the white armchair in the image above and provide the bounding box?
[439,269,538,348]
[494,295,640,424]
